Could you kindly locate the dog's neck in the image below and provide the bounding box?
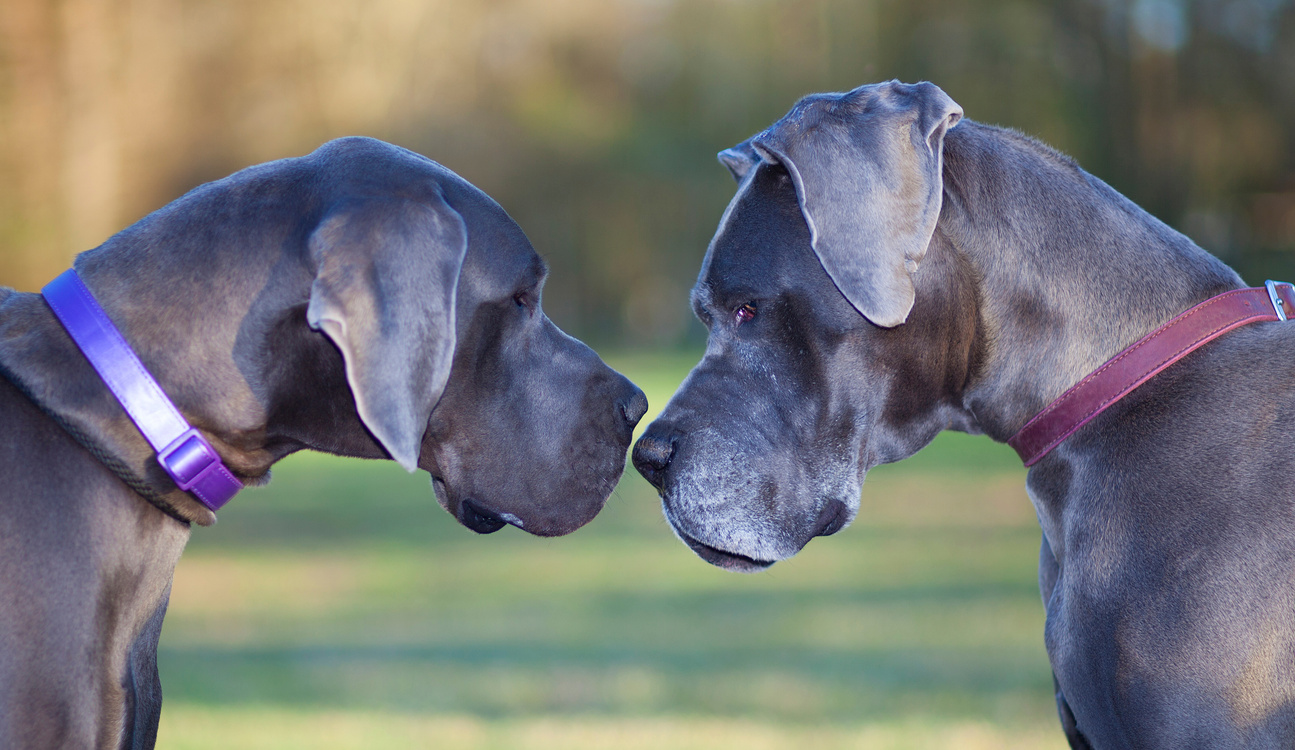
[0,234,386,524]
[933,121,1244,442]
[0,286,216,523]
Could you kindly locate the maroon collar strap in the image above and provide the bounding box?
[1009,280,1295,467]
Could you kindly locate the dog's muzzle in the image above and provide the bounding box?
[664,510,774,573]
[812,498,850,538]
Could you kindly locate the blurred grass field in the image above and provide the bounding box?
[156,352,1065,749]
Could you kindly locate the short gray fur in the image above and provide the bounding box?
[0,136,646,749]
[634,80,1295,748]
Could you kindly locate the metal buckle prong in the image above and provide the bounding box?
[1265,280,1289,322]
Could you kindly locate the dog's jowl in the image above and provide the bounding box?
[634,81,1295,748]
[0,137,646,749]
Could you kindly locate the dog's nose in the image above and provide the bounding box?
[619,384,649,428]
[632,430,677,490]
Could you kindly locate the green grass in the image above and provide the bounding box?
[156,351,1062,748]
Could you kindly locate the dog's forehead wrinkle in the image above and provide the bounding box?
[689,281,718,313]
[519,254,549,296]
[701,215,808,310]
[701,166,760,280]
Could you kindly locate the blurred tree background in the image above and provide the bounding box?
[7,3,1294,746]
[3,0,1294,348]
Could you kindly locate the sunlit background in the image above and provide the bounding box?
[2,0,1294,747]
[4,0,1295,340]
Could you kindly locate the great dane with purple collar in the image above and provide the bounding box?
[0,136,646,749]
[633,80,1295,747]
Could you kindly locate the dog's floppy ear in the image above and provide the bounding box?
[751,80,962,327]
[718,140,760,183]
[306,192,467,471]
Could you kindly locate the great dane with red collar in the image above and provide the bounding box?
[633,81,1295,747]
[0,136,646,749]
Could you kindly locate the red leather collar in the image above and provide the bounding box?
[1009,281,1295,466]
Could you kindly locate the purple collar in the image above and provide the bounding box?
[42,269,242,512]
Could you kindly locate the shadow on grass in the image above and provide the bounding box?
[159,639,1052,721]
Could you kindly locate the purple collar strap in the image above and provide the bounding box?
[42,269,242,511]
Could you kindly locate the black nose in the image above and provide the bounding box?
[619,384,649,428]
[632,430,677,490]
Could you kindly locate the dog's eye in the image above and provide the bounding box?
[513,291,530,309]
[734,303,756,326]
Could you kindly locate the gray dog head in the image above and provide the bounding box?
[61,137,645,533]
[633,81,971,570]
[298,140,648,537]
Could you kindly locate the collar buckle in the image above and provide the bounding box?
[158,428,222,492]
[1265,280,1289,321]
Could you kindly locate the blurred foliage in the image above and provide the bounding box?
[2,0,1294,346]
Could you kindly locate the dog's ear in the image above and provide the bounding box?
[751,81,962,327]
[306,193,467,471]
[718,140,760,183]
